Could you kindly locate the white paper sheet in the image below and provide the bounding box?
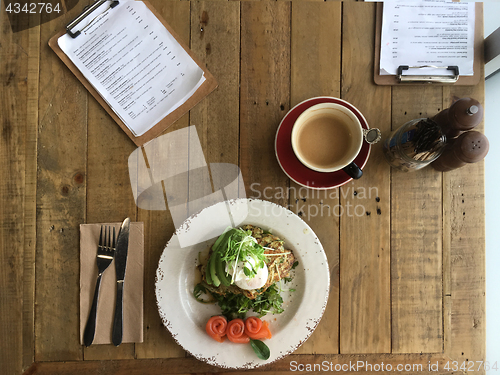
[380,0,475,77]
[58,0,205,136]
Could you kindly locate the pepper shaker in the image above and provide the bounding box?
[433,97,484,138]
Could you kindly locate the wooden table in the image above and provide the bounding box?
[1,1,485,374]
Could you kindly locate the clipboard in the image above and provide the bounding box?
[374,2,483,86]
[49,0,218,146]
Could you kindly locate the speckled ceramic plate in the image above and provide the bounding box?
[155,198,330,369]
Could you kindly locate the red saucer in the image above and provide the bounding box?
[275,97,371,190]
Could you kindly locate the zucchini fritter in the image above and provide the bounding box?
[201,224,295,300]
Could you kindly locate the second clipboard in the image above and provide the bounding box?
[373,2,483,86]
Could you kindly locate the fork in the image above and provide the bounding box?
[83,225,116,347]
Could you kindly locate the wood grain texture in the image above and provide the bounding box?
[390,86,444,354]
[23,353,461,375]
[443,69,486,372]
[23,10,41,372]
[240,1,290,207]
[35,0,90,362]
[190,1,240,168]
[339,2,392,354]
[85,101,138,224]
[188,0,241,219]
[134,0,191,360]
[291,2,341,102]
[0,6,29,375]
[289,1,341,355]
[0,1,487,373]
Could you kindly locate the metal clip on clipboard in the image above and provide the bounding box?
[397,65,460,84]
[66,0,119,38]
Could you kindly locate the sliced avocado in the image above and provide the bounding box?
[213,229,234,253]
[209,253,221,287]
[211,230,226,252]
[207,228,235,287]
[205,256,213,285]
[215,253,231,287]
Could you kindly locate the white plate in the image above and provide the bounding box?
[155,198,330,369]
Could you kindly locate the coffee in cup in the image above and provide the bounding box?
[291,102,364,179]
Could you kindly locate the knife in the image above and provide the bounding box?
[112,217,131,346]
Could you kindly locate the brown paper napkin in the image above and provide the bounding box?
[80,222,144,345]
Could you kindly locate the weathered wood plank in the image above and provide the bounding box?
[240,1,290,207]
[339,2,392,354]
[85,99,137,224]
[23,10,41,372]
[443,163,486,367]
[24,353,461,375]
[189,0,241,215]
[289,1,342,355]
[190,0,240,168]
[0,6,30,375]
[134,0,191,359]
[35,0,90,362]
[291,2,341,102]
[390,86,444,353]
[443,44,486,372]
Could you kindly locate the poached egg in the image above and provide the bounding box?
[226,257,268,290]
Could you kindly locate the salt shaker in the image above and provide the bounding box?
[431,131,489,172]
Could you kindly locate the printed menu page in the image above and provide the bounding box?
[58,0,205,136]
[380,0,475,77]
